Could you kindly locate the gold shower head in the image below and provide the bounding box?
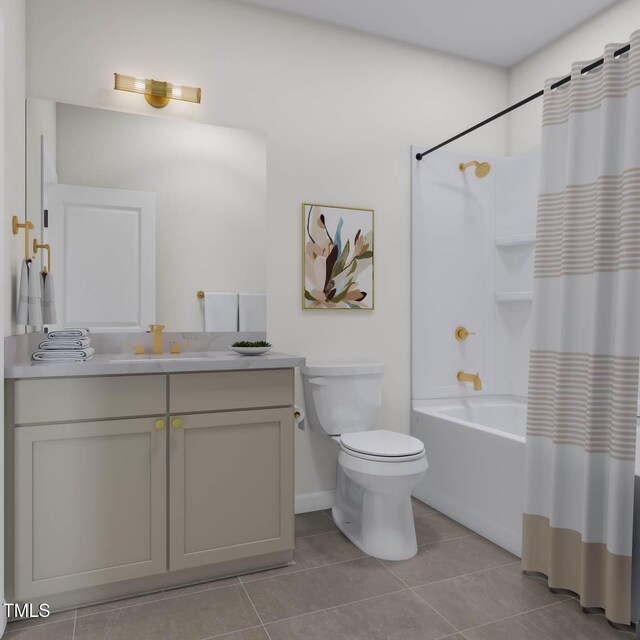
[459,160,491,178]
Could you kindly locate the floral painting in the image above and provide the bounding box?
[303,204,374,310]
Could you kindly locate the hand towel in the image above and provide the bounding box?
[239,293,267,331]
[203,292,238,332]
[41,271,57,325]
[31,347,95,362]
[47,328,90,339]
[16,259,29,325]
[39,338,91,350]
[27,261,43,327]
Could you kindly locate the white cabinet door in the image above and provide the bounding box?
[14,417,167,600]
[47,183,156,331]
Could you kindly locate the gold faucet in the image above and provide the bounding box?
[149,324,166,355]
[457,371,482,391]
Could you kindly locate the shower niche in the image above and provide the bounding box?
[411,146,540,400]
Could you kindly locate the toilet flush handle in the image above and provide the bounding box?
[307,377,327,386]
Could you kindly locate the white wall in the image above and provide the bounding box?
[1,0,24,338]
[26,0,509,501]
[0,0,23,629]
[508,0,640,154]
[55,103,266,332]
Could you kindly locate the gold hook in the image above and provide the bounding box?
[459,160,491,178]
[33,239,51,273]
[197,290,205,299]
[12,215,34,261]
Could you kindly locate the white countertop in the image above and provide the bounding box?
[5,351,305,379]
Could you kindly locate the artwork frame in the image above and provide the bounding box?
[302,203,374,310]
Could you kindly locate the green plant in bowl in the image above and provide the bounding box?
[230,340,273,355]
[231,340,272,348]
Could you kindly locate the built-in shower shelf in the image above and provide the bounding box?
[495,291,533,303]
[495,233,535,248]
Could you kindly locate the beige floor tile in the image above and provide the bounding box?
[73,584,259,640]
[414,562,568,630]
[76,576,240,618]
[212,627,269,640]
[295,511,337,538]
[5,620,75,639]
[7,611,75,632]
[265,590,456,640]
[463,598,634,640]
[382,534,517,587]
[241,530,366,582]
[243,557,405,623]
[414,513,472,546]
[412,497,437,517]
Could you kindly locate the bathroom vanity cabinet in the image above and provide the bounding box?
[5,368,296,608]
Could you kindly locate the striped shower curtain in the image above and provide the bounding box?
[522,32,640,626]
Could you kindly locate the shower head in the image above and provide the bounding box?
[459,160,491,178]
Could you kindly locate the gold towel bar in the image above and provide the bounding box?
[12,215,35,261]
[33,239,51,273]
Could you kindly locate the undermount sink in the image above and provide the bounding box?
[109,352,213,364]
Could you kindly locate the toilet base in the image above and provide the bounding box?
[333,452,428,561]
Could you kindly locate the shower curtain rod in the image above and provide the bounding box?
[415,42,631,161]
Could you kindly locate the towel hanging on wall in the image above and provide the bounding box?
[239,293,266,332]
[16,259,29,325]
[17,259,43,327]
[203,292,239,332]
[41,271,57,325]
[27,261,43,327]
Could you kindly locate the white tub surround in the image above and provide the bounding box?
[523,33,640,627]
[412,396,525,556]
[411,146,539,401]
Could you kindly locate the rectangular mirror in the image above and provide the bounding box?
[24,99,267,333]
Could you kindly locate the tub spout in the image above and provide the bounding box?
[457,370,482,391]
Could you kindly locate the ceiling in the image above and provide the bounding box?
[237,0,621,67]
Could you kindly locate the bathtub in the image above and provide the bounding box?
[412,395,526,556]
[413,395,640,622]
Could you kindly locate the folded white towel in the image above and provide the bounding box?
[41,271,57,325]
[203,293,238,332]
[16,259,29,325]
[47,328,90,339]
[39,338,91,350]
[31,347,95,362]
[239,293,266,332]
[27,261,43,327]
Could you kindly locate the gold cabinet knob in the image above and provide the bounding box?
[455,326,477,342]
[154,419,165,430]
[172,417,183,429]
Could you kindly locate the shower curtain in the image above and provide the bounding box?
[523,31,640,626]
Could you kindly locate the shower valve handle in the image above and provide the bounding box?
[455,326,476,342]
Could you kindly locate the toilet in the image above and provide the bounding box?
[301,363,428,561]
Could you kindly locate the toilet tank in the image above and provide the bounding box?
[301,363,384,435]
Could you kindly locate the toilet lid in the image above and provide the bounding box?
[340,430,425,458]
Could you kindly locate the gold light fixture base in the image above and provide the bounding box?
[144,93,170,109]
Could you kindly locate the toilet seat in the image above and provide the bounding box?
[340,430,425,462]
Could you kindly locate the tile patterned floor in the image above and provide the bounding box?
[6,498,635,640]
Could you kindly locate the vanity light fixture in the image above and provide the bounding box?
[113,73,201,108]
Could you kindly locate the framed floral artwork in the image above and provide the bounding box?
[302,203,374,310]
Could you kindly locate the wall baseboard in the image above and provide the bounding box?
[295,490,335,514]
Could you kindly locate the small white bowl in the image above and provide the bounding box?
[231,346,273,356]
